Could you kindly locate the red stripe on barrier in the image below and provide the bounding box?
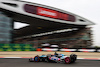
[84,58,100,60]
[64,48,68,49]
[65,51,71,52]
[0,57,4,58]
[82,48,89,52]
[63,48,71,52]
[36,48,42,51]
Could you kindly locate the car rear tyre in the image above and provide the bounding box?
[70,54,77,63]
[64,57,71,64]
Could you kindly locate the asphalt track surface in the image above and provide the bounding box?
[0,58,100,67]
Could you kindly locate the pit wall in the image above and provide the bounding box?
[0,44,100,52]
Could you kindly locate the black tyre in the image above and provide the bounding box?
[70,54,77,63]
[34,56,40,62]
[64,57,71,64]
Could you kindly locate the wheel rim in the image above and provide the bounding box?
[65,57,70,63]
[34,57,39,61]
[65,58,69,63]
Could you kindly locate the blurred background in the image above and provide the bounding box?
[0,0,100,52]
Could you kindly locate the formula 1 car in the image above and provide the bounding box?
[29,52,77,64]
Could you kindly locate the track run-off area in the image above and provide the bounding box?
[0,51,100,59]
[0,51,100,67]
[0,58,100,67]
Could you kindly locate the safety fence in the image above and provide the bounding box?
[0,44,100,52]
